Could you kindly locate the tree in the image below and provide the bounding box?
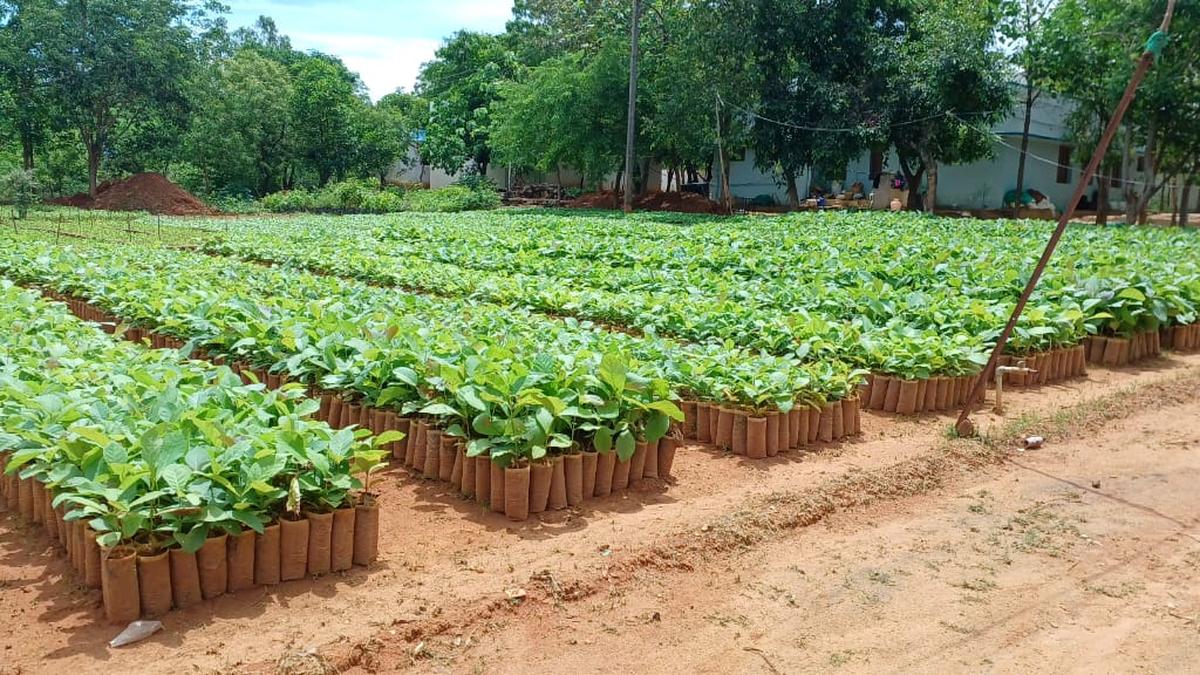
[416,31,518,176]
[998,0,1054,201]
[1040,0,1198,224]
[491,44,628,187]
[747,0,906,206]
[183,49,295,195]
[0,167,38,217]
[43,0,204,197]
[877,0,1013,211]
[1120,0,1198,224]
[353,99,412,186]
[289,55,363,186]
[0,0,57,170]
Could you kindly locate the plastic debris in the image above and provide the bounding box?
[109,620,163,648]
[1019,436,1045,450]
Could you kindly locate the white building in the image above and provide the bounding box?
[713,90,1199,214]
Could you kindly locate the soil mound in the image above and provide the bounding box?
[566,189,726,214]
[48,172,214,215]
[567,190,621,209]
[635,190,727,214]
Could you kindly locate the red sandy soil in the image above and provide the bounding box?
[2,353,1200,674]
[48,173,215,216]
[567,190,727,215]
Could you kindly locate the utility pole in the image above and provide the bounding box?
[622,0,642,214]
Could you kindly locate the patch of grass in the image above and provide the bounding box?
[999,502,1082,557]
[867,569,898,586]
[828,649,862,667]
[1084,581,1144,599]
[704,613,750,628]
[939,620,974,635]
[954,578,997,593]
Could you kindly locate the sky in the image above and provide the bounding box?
[225,1,513,100]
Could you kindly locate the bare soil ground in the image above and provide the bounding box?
[3,354,1199,675]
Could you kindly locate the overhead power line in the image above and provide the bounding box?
[715,93,1001,133]
[948,111,1155,189]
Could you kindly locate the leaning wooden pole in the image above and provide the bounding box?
[955,1,1176,437]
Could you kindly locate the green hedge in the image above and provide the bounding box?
[261,179,500,214]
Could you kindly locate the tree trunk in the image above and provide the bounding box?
[86,138,101,199]
[639,157,652,195]
[720,153,732,212]
[1015,84,1036,199]
[898,154,925,211]
[1180,180,1192,227]
[785,170,800,208]
[1121,127,1139,226]
[925,158,938,213]
[1135,120,1159,225]
[21,136,34,171]
[1170,177,1180,226]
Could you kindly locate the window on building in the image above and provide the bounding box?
[1056,145,1072,184]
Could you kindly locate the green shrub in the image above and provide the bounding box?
[259,178,498,214]
[261,189,317,212]
[404,185,500,212]
[0,168,40,219]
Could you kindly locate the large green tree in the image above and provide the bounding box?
[42,0,205,197]
[747,0,907,206]
[998,0,1055,200]
[491,44,628,187]
[183,49,295,195]
[416,31,518,176]
[877,0,1013,210]
[353,96,414,186]
[0,0,56,170]
[1039,0,1197,224]
[289,55,364,186]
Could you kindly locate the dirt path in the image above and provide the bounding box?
[2,356,1199,674]
[390,377,1200,674]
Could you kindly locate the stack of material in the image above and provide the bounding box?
[504,184,568,207]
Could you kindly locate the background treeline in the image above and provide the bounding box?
[0,0,1196,219]
[0,3,425,207]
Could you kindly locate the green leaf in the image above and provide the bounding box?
[644,412,670,443]
[375,430,406,446]
[420,403,458,417]
[593,427,613,453]
[615,429,635,461]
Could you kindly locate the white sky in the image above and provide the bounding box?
[226,0,513,99]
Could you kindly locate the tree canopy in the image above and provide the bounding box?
[0,0,1196,217]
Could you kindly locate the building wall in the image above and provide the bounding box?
[936,137,1079,210]
[710,148,813,204]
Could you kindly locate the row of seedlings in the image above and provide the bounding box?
[16,245,687,523]
[315,359,682,522]
[5,287,388,624]
[1085,329,1163,366]
[678,397,862,457]
[1161,323,1200,352]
